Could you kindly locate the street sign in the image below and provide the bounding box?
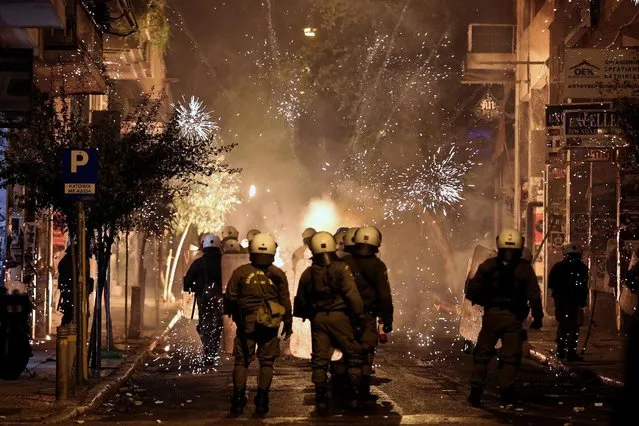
[61,148,98,201]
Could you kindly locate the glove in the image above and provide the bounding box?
[530,318,543,330]
[281,323,293,341]
[383,322,393,334]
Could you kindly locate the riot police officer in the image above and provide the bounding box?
[292,227,316,279]
[466,228,543,407]
[294,231,364,414]
[184,234,224,365]
[224,233,293,417]
[221,225,240,243]
[343,227,358,254]
[334,227,348,259]
[222,238,242,254]
[548,243,589,361]
[242,229,261,253]
[347,226,393,402]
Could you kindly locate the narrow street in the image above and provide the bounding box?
[78,319,617,425]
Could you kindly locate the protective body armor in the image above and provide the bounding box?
[468,258,531,320]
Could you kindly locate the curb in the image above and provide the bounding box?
[46,310,183,424]
[528,348,624,388]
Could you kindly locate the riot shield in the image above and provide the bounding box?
[221,253,250,354]
[459,245,496,347]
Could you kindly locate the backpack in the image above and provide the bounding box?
[256,300,286,328]
[252,269,286,329]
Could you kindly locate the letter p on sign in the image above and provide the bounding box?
[71,150,89,173]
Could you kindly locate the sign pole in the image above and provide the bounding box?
[124,230,128,342]
[77,201,88,383]
[61,148,98,376]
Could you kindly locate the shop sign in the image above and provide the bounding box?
[475,91,501,120]
[565,48,639,99]
[564,110,620,136]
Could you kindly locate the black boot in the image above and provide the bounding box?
[360,376,377,403]
[566,352,584,362]
[254,389,270,417]
[468,387,482,407]
[500,386,515,408]
[230,387,247,416]
[315,387,329,416]
[348,384,360,409]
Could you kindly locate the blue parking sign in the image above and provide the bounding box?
[61,148,98,201]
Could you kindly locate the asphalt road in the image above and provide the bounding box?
[79,318,619,425]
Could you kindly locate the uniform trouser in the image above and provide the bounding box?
[196,295,223,357]
[360,314,378,378]
[233,327,280,392]
[332,314,377,377]
[311,311,362,388]
[555,303,580,356]
[60,303,73,326]
[471,308,523,391]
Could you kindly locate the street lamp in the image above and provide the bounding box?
[304,27,317,37]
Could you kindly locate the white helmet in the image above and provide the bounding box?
[334,229,347,248]
[202,234,222,249]
[496,228,524,250]
[522,247,533,262]
[222,238,241,253]
[302,227,316,240]
[246,229,261,242]
[310,232,337,254]
[354,226,382,247]
[563,243,582,256]
[221,225,239,241]
[344,227,359,248]
[249,233,277,255]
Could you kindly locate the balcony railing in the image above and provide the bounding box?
[36,0,106,94]
[463,24,516,83]
[468,24,515,54]
[43,1,103,67]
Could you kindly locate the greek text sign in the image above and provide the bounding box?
[565,48,639,99]
[61,148,98,201]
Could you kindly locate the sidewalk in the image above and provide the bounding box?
[525,323,625,386]
[0,302,180,423]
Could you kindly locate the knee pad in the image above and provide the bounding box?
[259,357,275,368]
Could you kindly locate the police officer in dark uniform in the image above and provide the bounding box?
[57,244,74,326]
[548,243,589,361]
[294,231,364,414]
[224,233,293,417]
[184,234,224,365]
[333,227,350,259]
[57,242,93,326]
[343,225,393,402]
[466,228,543,407]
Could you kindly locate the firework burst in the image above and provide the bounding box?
[173,96,219,142]
[385,145,476,219]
